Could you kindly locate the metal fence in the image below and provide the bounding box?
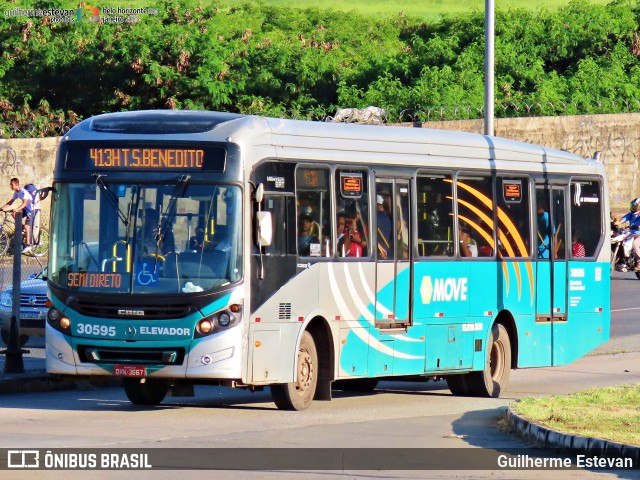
[0,218,48,375]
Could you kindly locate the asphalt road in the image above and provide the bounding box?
[0,272,639,479]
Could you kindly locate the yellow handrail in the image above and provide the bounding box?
[112,240,131,273]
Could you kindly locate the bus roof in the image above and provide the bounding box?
[66,110,603,176]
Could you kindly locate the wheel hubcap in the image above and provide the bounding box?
[296,349,313,392]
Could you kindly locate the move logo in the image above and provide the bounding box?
[420,276,468,304]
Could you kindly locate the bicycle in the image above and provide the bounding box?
[0,209,49,258]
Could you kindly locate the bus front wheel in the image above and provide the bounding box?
[271,331,318,411]
[123,378,169,406]
[468,323,511,398]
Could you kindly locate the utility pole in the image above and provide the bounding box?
[2,211,25,373]
[484,0,495,136]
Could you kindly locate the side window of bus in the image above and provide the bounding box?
[570,180,602,258]
[416,174,454,257]
[496,178,531,258]
[456,175,495,258]
[296,166,330,257]
[335,169,368,258]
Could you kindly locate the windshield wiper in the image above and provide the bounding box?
[124,186,141,251]
[152,175,190,268]
[93,174,129,226]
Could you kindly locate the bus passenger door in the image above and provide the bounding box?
[535,185,568,366]
[374,179,411,328]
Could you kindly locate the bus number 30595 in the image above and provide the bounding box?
[77,323,116,337]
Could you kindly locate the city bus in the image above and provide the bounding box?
[46,110,610,410]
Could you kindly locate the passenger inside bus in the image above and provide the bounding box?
[396,200,409,260]
[300,205,321,240]
[571,229,586,258]
[376,194,393,259]
[298,213,320,256]
[337,209,362,257]
[188,226,206,251]
[536,204,552,259]
[459,224,478,257]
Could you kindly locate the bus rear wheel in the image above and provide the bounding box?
[123,378,169,406]
[468,323,511,398]
[271,331,318,411]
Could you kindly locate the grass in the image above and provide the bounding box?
[43,0,613,21]
[223,0,613,19]
[512,385,640,447]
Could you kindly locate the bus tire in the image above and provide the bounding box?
[445,374,470,396]
[334,378,379,392]
[468,324,511,398]
[123,378,169,406]
[271,331,318,411]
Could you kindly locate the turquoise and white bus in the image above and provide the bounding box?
[46,110,610,410]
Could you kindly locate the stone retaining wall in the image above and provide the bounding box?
[1,113,638,217]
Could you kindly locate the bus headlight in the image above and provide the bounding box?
[197,318,214,335]
[59,317,71,330]
[194,306,242,339]
[48,308,71,333]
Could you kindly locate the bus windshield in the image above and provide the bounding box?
[49,181,242,294]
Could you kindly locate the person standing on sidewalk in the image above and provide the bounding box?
[1,177,34,253]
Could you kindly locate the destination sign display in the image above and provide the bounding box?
[502,180,523,203]
[90,147,203,169]
[340,172,363,199]
[68,272,123,289]
[64,143,226,172]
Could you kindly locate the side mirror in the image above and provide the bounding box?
[255,183,264,204]
[256,211,272,247]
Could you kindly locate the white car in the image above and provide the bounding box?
[0,269,47,346]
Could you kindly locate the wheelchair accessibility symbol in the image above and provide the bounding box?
[135,262,158,286]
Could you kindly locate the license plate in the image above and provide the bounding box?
[114,365,146,377]
[21,312,42,319]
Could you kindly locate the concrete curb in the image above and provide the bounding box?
[507,403,640,461]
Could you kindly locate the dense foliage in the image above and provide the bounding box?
[1,0,640,136]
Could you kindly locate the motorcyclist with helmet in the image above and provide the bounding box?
[614,198,640,270]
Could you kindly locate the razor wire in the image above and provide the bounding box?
[3,97,640,138]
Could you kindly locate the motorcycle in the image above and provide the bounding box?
[610,227,640,279]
